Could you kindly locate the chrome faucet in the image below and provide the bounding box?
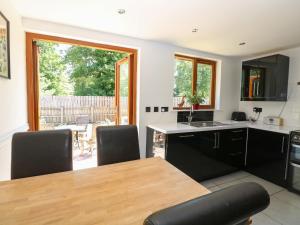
[187,107,193,124]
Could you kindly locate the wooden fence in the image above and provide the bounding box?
[40,96,128,126]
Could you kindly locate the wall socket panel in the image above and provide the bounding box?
[154,107,159,112]
[145,107,151,112]
[161,107,169,112]
[253,107,262,113]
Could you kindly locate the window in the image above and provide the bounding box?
[173,54,216,109]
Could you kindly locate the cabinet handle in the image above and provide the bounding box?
[178,134,195,138]
[217,132,220,148]
[281,136,285,154]
[231,130,243,133]
[229,152,242,156]
[232,137,243,141]
[214,133,217,149]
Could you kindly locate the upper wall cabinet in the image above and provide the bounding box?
[241,54,289,101]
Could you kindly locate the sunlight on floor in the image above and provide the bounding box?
[73,149,97,170]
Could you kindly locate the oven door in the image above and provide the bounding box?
[288,162,300,194]
[290,143,300,163]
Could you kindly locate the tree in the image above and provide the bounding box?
[38,41,73,96]
[173,60,193,96]
[173,59,212,104]
[64,46,127,96]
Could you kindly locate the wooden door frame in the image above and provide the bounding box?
[26,32,138,131]
[115,57,129,125]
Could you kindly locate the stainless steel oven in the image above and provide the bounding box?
[288,131,300,194]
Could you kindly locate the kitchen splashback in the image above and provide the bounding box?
[177,111,214,122]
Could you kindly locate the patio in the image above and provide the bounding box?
[39,95,128,170]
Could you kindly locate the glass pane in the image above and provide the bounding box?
[119,60,129,125]
[196,63,212,105]
[173,58,193,108]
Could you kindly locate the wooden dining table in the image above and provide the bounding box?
[0,157,210,225]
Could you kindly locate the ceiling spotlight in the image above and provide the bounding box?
[239,42,246,46]
[192,28,198,33]
[118,9,126,15]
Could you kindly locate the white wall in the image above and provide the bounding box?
[239,47,300,127]
[22,18,241,157]
[0,0,28,180]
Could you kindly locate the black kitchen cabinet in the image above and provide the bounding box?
[167,131,228,181]
[246,128,289,187]
[166,129,247,181]
[219,129,247,168]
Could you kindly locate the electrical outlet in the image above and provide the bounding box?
[161,107,168,112]
[154,107,159,112]
[253,107,262,113]
[145,107,151,112]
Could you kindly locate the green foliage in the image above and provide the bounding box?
[173,59,212,104]
[64,46,127,96]
[38,41,73,95]
[196,63,212,104]
[186,93,202,105]
[173,59,192,97]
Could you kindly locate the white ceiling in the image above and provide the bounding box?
[11,0,300,56]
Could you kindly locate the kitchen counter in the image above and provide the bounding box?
[148,120,300,135]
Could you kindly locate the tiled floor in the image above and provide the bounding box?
[200,171,300,225]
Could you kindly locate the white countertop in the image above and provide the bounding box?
[148,120,300,135]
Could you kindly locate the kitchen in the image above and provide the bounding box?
[2,1,300,224]
[146,53,300,198]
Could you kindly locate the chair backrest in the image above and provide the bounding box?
[11,129,73,179]
[96,125,140,166]
[144,182,270,225]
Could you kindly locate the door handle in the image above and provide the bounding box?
[178,134,195,138]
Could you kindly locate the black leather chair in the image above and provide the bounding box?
[144,182,270,225]
[11,129,73,179]
[96,125,140,166]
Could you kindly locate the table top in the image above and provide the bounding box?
[0,157,209,225]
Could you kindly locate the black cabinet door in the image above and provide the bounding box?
[219,129,247,169]
[246,128,289,187]
[166,131,233,181]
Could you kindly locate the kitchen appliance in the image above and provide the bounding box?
[288,131,300,194]
[263,116,284,126]
[231,112,247,121]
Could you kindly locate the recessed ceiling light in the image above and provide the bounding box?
[192,28,198,33]
[239,42,246,46]
[118,9,126,15]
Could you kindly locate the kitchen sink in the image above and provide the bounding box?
[181,121,228,127]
